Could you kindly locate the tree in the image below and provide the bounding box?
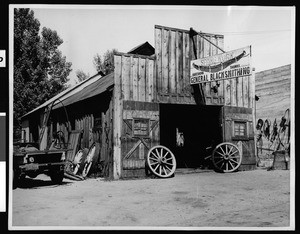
[75,69,90,84]
[93,49,118,75]
[40,27,72,94]
[14,8,72,138]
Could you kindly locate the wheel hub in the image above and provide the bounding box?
[158,157,166,164]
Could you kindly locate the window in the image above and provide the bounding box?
[133,118,150,137]
[234,121,247,137]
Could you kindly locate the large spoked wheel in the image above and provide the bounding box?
[82,143,96,178]
[147,145,176,178]
[72,149,85,175]
[212,142,242,173]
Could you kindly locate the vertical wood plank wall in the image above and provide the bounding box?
[154,25,253,108]
[112,25,255,178]
[70,100,114,178]
[74,115,94,149]
[114,53,156,103]
[113,53,156,178]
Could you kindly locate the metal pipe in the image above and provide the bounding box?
[198,32,226,53]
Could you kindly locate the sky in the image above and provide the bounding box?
[27,5,294,86]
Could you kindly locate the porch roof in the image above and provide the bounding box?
[52,72,114,110]
[22,72,114,119]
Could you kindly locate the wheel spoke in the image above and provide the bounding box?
[165,165,172,171]
[150,161,159,166]
[220,161,225,170]
[215,150,225,157]
[151,151,159,158]
[159,165,162,175]
[160,148,163,158]
[229,158,238,164]
[164,161,174,166]
[163,167,167,175]
[228,160,235,170]
[220,146,226,156]
[225,162,228,171]
[155,149,160,158]
[215,158,224,165]
[165,157,174,162]
[230,155,240,161]
[154,164,159,172]
[228,150,239,157]
[149,156,158,161]
[162,151,169,159]
[227,145,234,155]
[225,144,228,154]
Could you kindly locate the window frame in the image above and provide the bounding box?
[232,120,249,141]
[132,118,150,138]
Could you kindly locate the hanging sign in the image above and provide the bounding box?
[190,46,251,85]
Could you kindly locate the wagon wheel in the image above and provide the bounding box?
[212,142,242,173]
[72,149,84,175]
[82,143,96,178]
[147,145,177,178]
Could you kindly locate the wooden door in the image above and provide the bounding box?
[121,101,160,178]
[222,106,256,170]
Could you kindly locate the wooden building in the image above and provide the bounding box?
[21,25,256,179]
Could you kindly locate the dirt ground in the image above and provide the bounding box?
[10,168,291,230]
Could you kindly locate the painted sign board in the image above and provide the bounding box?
[190,46,252,84]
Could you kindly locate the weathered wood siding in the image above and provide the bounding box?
[113,53,159,178]
[99,97,114,178]
[154,25,253,108]
[112,25,256,178]
[223,106,256,170]
[73,99,114,178]
[75,114,94,149]
[155,25,225,105]
[121,101,160,178]
[222,75,254,109]
[114,52,156,102]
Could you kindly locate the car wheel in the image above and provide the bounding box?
[50,170,64,184]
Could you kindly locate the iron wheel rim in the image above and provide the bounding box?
[147,145,176,178]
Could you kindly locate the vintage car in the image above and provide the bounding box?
[13,141,66,188]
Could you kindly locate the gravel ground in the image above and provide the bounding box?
[10,168,292,230]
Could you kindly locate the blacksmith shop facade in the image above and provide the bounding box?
[21,25,256,179]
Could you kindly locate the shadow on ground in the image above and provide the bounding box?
[14,177,72,189]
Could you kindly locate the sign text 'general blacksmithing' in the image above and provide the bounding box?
[190,46,251,84]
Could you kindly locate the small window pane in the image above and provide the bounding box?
[133,118,150,137]
[234,122,247,137]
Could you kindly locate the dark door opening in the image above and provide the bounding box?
[159,104,223,169]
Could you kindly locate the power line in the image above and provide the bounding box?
[211,29,291,35]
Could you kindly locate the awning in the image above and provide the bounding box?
[52,72,114,110]
[22,72,114,118]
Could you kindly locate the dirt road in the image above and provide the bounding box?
[10,169,291,229]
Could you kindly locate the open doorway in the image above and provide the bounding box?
[159,104,223,169]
